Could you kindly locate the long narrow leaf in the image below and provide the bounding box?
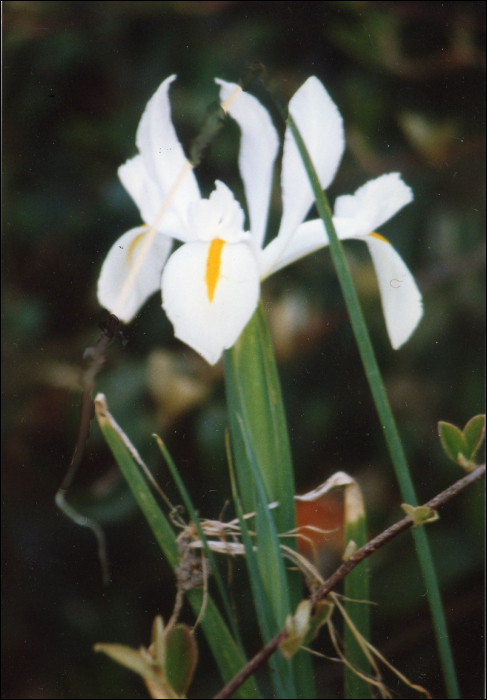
[95,395,178,568]
[153,434,243,650]
[235,414,291,630]
[224,307,315,698]
[343,483,372,699]
[224,301,296,537]
[95,394,261,700]
[227,435,293,698]
[286,114,460,699]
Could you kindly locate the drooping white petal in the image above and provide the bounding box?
[263,219,422,347]
[271,77,344,273]
[135,75,201,220]
[216,79,279,249]
[118,155,183,238]
[333,173,413,240]
[98,226,172,322]
[365,234,423,349]
[260,219,329,277]
[162,240,260,364]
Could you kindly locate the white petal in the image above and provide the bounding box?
[118,155,183,237]
[98,226,172,322]
[162,240,260,364]
[186,180,249,243]
[261,219,329,276]
[365,234,423,349]
[276,77,344,257]
[333,173,413,240]
[216,79,279,249]
[135,75,201,220]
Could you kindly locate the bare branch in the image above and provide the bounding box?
[213,464,485,699]
[55,314,120,585]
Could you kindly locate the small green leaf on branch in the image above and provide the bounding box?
[438,422,468,464]
[280,598,334,658]
[463,415,486,461]
[342,539,358,561]
[94,617,197,699]
[438,415,485,471]
[401,504,439,528]
[304,599,334,645]
[164,624,198,697]
[280,600,312,659]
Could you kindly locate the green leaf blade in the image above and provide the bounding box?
[438,421,468,464]
[287,115,460,699]
[224,305,315,698]
[94,643,161,685]
[242,434,292,630]
[228,448,295,699]
[95,394,178,568]
[154,434,243,649]
[343,484,372,699]
[224,302,296,537]
[95,394,261,700]
[463,415,486,460]
[165,624,198,697]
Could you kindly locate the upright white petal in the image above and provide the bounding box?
[135,75,201,219]
[333,173,413,240]
[277,77,344,254]
[216,79,280,248]
[365,234,423,349]
[118,155,183,238]
[162,240,260,364]
[186,181,249,243]
[98,226,173,322]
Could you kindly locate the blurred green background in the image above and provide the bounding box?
[2,1,485,698]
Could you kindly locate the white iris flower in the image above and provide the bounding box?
[98,75,422,364]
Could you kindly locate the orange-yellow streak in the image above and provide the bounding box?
[113,85,242,318]
[368,232,389,243]
[205,238,225,302]
[221,85,242,111]
[126,229,147,266]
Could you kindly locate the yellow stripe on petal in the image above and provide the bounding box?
[368,232,389,244]
[205,238,225,302]
[126,226,148,266]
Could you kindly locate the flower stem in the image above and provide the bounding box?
[287,114,460,700]
[224,302,315,698]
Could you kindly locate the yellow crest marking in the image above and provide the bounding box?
[126,228,148,266]
[205,238,225,302]
[368,232,389,244]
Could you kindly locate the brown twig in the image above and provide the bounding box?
[213,464,485,699]
[55,314,120,585]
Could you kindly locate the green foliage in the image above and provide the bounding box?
[95,618,197,699]
[401,504,440,528]
[280,600,311,660]
[3,3,484,699]
[225,305,315,698]
[343,482,372,699]
[164,624,198,697]
[279,599,331,661]
[95,394,261,699]
[224,302,296,536]
[94,643,168,690]
[228,444,298,698]
[286,111,460,699]
[154,435,243,649]
[439,415,486,471]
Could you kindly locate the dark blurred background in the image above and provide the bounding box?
[2,2,485,698]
